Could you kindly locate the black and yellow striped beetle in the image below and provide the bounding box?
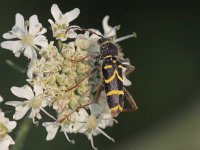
[61,27,138,121]
[94,36,138,117]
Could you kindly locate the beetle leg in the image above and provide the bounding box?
[69,55,92,63]
[64,52,101,92]
[65,67,98,92]
[123,87,138,111]
[69,53,101,63]
[122,108,133,112]
[94,83,103,103]
[59,83,103,123]
[79,82,103,106]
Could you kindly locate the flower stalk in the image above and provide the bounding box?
[11,118,32,150]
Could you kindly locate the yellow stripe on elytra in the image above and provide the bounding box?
[104,70,123,83]
[111,105,123,112]
[104,65,112,69]
[118,65,123,68]
[105,55,112,59]
[106,90,124,96]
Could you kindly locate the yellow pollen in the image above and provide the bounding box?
[87,116,97,129]
[57,32,65,38]
[30,98,42,109]
[22,34,34,45]
[0,122,8,139]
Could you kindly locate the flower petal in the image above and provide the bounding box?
[42,122,59,141]
[11,85,34,100]
[98,113,113,129]
[27,52,37,79]
[2,33,17,39]
[14,52,21,57]
[29,108,41,119]
[1,40,24,54]
[0,111,6,122]
[66,30,77,39]
[34,35,48,48]
[51,4,62,23]
[0,95,3,102]
[28,15,40,35]
[64,8,80,23]
[6,120,17,131]
[48,19,54,25]
[123,74,132,86]
[24,46,35,59]
[33,85,43,96]
[102,15,116,37]
[13,105,30,120]
[89,92,107,115]
[78,108,89,119]
[122,62,134,86]
[15,13,25,34]
[5,101,23,107]
[0,135,15,150]
[38,27,47,35]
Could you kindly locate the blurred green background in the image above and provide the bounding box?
[0,0,200,150]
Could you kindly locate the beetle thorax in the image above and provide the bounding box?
[100,42,118,57]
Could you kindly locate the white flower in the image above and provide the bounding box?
[102,15,136,42]
[61,109,88,134]
[1,13,48,59]
[42,121,60,141]
[87,16,137,55]
[76,95,116,150]
[42,121,76,144]
[0,111,17,150]
[48,4,80,41]
[42,111,84,144]
[75,31,92,50]
[42,109,87,144]
[6,85,54,123]
[80,113,115,150]
[102,15,119,37]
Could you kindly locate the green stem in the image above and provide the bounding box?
[5,60,26,74]
[58,40,63,52]
[11,118,32,150]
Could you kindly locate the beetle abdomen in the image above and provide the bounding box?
[102,56,124,117]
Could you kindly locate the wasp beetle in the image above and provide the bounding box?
[94,36,138,117]
[62,27,138,119]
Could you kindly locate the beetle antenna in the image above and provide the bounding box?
[84,29,104,38]
[66,26,104,39]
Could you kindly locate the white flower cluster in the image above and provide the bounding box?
[1,4,136,150]
[0,97,16,150]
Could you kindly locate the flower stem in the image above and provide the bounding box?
[11,118,32,150]
[5,60,26,74]
[58,40,63,52]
